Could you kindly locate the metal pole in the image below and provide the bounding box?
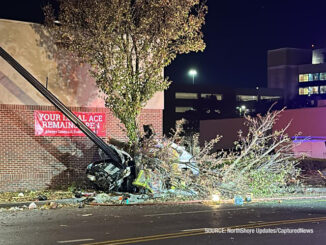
[0,46,122,167]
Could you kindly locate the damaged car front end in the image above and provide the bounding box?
[86,141,199,194]
[86,144,136,192]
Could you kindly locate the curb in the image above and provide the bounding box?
[89,195,326,207]
[2,194,326,209]
[88,199,207,207]
[251,195,326,202]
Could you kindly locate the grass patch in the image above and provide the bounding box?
[0,190,74,203]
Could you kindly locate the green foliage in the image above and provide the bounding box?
[248,170,287,196]
[44,0,207,145]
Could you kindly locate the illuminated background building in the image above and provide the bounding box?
[268,47,326,107]
[163,83,283,135]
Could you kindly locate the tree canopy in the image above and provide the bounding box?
[44,0,207,145]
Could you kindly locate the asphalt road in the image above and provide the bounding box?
[1,198,326,245]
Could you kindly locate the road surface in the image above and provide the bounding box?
[1,198,326,244]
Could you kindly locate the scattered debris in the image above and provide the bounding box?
[82,214,93,217]
[9,206,23,211]
[28,202,37,209]
[49,201,58,209]
[234,196,244,205]
[93,193,117,204]
[170,143,199,175]
[18,193,24,197]
[38,195,47,201]
[245,194,252,202]
[74,191,95,198]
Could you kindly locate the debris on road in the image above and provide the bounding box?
[81,213,93,217]
[28,202,37,209]
[49,201,58,209]
[170,143,199,175]
[38,195,47,201]
[74,191,95,198]
[9,207,23,211]
[234,196,244,205]
[245,194,252,202]
[91,193,151,204]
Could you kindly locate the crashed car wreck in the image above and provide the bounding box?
[86,144,136,193]
[86,127,199,194]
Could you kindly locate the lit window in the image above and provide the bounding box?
[320,86,326,94]
[299,74,308,82]
[309,86,319,95]
[260,96,281,101]
[301,86,319,95]
[299,86,319,95]
[175,92,198,99]
[299,88,308,95]
[320,73,326,80]
[175,107,194,113]
[236,95,258,101]
[313,73,320,81]
[308,74,313,81]
[200,93,223,100]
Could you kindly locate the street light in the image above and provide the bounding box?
[188,69,197,86]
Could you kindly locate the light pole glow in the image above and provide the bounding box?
[188,69,197,85]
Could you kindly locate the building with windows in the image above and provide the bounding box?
[163,82,283,135]
[268,47,326,107]
[199,47,326,157]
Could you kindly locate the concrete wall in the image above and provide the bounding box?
[273,107,326,138]
[199,117,247,150]
[274,107,326,159]
[267,48,312,102]
[268,65,298,102]
[200,107,326,159]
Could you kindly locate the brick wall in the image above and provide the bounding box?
[0,104,162,192]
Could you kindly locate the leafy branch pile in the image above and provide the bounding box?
[138,108,301,199]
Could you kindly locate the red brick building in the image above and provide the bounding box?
[0,19,164,191]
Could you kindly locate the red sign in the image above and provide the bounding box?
[34,110,106,137]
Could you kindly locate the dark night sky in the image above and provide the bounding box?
[1,0,326,88]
